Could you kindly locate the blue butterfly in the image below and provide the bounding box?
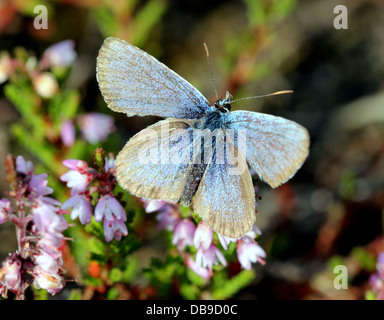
[97,37,309,238]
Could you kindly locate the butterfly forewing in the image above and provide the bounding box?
[192,131,256,238]
[97,37,210,119]
[226,111,309,188]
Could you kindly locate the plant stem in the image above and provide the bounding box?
[16,197,26,258]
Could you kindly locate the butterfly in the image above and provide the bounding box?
[96,37,310,238]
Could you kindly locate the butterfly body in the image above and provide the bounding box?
[96,37,310,238]
[180,98,234,206]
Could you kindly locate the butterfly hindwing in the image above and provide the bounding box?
[115,119,200,203]
[192,130,256,238]
[226,110,310,188]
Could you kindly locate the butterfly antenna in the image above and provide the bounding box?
[203,43,219,100]
[231,90,293,103]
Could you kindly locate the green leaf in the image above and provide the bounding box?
[88,237,107,260]
[68,289,82,300]
[131,0,167,47]
[82,274,104,287]
[186,267,208,287]
[107,287,120,300]
[85,218,105,239]
[122,258,140,283]
[339,169,356,200]
[327,255,345,271]
[48,89,80,126]
[351,247,377,272]
[33,288,49,300]
[65,139,93,162]
[272,0,296,21]
[243,0,266,27]
[109,268,123,283]
[5,83,46,140]
[65,224,90,270]
[11,123,56,173]
[212,270,255,299]
[17,0,53,17]
[91,7,118,37]
[365,290,376,300]
[180,283,200,300]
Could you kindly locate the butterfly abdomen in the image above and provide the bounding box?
[179,163,207,207]
[179,117,224,207]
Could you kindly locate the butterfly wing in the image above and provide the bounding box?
[97,37,210,119]
[192,131,256,238]
[226,111,309,188]
[115,118,200,202]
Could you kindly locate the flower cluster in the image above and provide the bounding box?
[1,40,76,97]
[0,155,68,299]
[370,252,384,300]
[38,41,115,146]
[143,200,266,279]
[61,149,128,242]
[1,40,115,147]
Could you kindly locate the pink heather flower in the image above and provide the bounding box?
[156,209,180,231]
[60,120,76,147]
[0,54,14,84]
[196,243,227,271]
[103,216,128,242]
[36,233,64,260]
[0,254,22,292]
[60,159,93,194]
[185,257,212,280]
[370,274,384,300]
[33,251,59,274]
[370,252,384,300]
[60,170,91,193]
[377,253,384,275]
[104,155,115,172]
[194,222,213,250]
[15,155,34,176]
[1,155,69,299]
[0,198,12,224]
[41,40,76,68]
[33,266,64,295]
[218,233,237,250]
[29,173,53,197]
[62,194,92,225]
[172,219,196,251]
[237,236,266,270]
[95,195,126,222]
[0,210,7,225]
[144,200,168,213]
[32,199,68,234]
[77,113,115,144]
[246,224,262,239]
[62,159,88,171]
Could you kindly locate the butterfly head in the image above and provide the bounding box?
[214,91,232,113]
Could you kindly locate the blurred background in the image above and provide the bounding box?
[1,0,384,300]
